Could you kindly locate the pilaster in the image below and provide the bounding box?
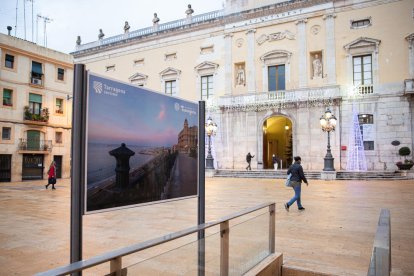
[246,29,257,93]
[323,13,337,84]
[224,33,233,95]
[296,19,308,88]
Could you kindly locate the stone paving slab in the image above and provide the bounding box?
[0,177,413,275]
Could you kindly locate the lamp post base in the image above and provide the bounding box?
[206,156,215,170]
[323,156,335,171]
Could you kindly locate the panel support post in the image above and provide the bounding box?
[70,64,87,275]
[198,101,206,276]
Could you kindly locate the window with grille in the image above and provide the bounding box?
[57,68,65,81]
[201,75,213,100]
[268,65,285,91]
[3,89,13,107]
[2,127,11,140]
[358,114,374,150]
[351,19,371,28]
[5,54,14,69]
[353,55,372,86]
[56,98,63,114]
[165,80,176,96]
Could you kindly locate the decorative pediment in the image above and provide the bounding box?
[344,37,381,54]
[129,72,148,81]
[194,61,219,75]
[260,50,292,65]
[159,67,181,80]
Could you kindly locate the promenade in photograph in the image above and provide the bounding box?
[0,177,413,275]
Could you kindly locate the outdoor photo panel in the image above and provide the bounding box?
[85,73,198,213]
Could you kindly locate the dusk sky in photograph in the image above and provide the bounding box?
[87,74,198,146]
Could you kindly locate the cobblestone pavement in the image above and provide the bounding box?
[0,177,413,275]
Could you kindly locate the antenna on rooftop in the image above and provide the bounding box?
[37,14,53,47]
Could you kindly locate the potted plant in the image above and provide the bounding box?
[396,147,414,170]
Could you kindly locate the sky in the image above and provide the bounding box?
[0,0,224,54]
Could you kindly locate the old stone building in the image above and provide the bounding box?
[0,33,73,182]
[72,0,414,173]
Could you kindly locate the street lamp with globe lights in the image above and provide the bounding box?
[205,116,218,169]
[320,108,337,171]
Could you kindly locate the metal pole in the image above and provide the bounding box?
[198,101,205,276]
[71,64,86,276]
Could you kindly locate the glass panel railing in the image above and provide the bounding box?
[229,211,270,275]
[126,229,221,275]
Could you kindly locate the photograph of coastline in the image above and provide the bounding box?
[86,73,198,213]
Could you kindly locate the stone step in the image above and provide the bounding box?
[213,170,411,180]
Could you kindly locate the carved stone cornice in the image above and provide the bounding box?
[295,18,308,25]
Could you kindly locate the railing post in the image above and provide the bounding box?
[220,220,229,276]
[269,203,275,254]
[110,257,122,276]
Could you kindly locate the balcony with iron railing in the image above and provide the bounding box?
[207,86,341,111]
[24,106,49,123]
[18,138,52,153]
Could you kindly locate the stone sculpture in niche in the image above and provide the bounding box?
[312,54,323,79]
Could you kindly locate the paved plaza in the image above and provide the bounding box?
[0,177,413,275]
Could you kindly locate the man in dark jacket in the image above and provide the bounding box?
[246,152,254,171]
[284,156,309,211]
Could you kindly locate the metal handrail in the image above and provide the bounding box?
[36,202,275,276]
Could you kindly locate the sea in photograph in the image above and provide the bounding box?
[87,143,157,186]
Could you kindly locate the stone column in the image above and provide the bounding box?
[224,33,233,95]
[296,19,308,88]
[323,13,337,84]
[246,29,256,93]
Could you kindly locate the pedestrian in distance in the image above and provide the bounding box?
[246,152,255,171]
[272,154,280,170]
[45,161,57,190]
[284,156,309,211]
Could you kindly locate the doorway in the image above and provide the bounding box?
[53,155,62,178]
[22,154,44,180]
[262,116,292,169]
[0,155,12,182]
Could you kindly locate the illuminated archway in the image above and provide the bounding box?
[262,116,292,169]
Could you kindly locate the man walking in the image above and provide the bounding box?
[246,152,254,171]
[284,156,309,211]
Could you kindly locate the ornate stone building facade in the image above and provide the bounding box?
[178,119,198,153]
[0,33,73,182]
[73,0,414,172]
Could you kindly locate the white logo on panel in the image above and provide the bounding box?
[93,81,103,94]
[174,103,180,111]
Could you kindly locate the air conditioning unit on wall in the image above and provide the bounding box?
[31,78,42,85]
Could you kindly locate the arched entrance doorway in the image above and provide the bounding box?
[262,116,292,169]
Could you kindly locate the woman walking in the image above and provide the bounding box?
[45,161,57,190]
[284,156,309,211]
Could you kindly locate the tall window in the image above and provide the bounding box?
[31,61,43,85]
[5,54,14,69]
[2,127,11,140]
[57,68,65,81]
[56,98,63,114]
[268,65,285,91]
[165,80,176,96]
[358,114,374,150]
[55,132,63,144]
[353,55,372,86]
[201,75,213,100]
[3,89,13,107]
[29,93,42,115]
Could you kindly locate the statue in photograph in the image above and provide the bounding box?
[312,54,322,79]
[236,65,246,86]
[76,36,81,45]
[124,21,130,33]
